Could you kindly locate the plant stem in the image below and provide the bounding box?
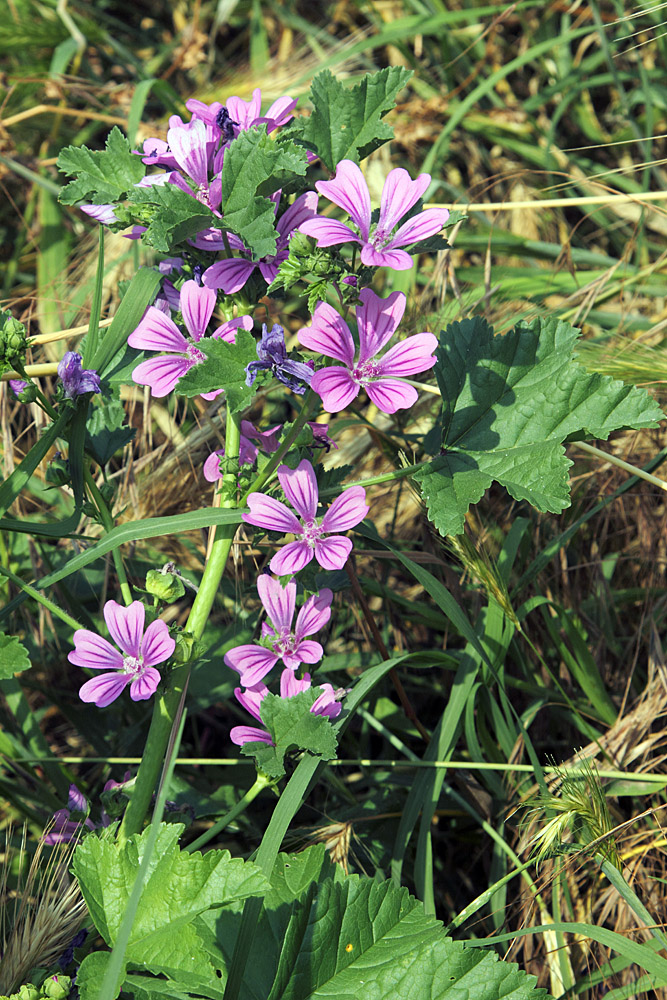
[186,774,273,853]
[0,564,84,631]
[83,467,132,607]
[117,408,242,844]
[573,439,667,492]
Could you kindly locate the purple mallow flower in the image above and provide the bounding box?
[245,323,312,395]
[185,89,297,139]
[9,379,29,399]
[300,159,450,271]
[203,191,319,294]
[230,667,342,746]
[224,575,333,686]
[243,458,368,575]
[298,288,437,414]
[203,421,281,483]
[68,600,175,708]
[128,279,252,399]
[57,352,101,398]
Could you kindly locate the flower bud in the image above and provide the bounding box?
[42,976,71,1000]
[145,569,185,602]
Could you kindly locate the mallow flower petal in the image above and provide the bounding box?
[179,280,217,340]
[378,169,431,233]
[315,160,371,239]
[132,356,192,397]
[230,725,273,746]
[104,600,144,657]
[277,191,319,236]
[311,684,342,718]
[295,588,333,637]
[203,258,257,294]
[128,308,189,353]
[360,245,414,270]
[321,486,368,532]
[79,673,130,708]
[365,378,418,413]
[298,302,356,366]
[293,639,323,664]
[203,450,224,482]
[68,632,123,671]
[377,333,438,377]
[299,218,361,248]
[141,619,176,666]
[314,536,353,571]
[356,289,406,363]
[244,494,302,534]
[269,540,313,576]
[280,669,311,697]
[263,95,297,128]
[389,207,451,249]
[224,644,279,687]
[235,684,268,723]
[129,667,161,701]
[277,460,319,521]
[310,368,359,412]
[257,575,295,633]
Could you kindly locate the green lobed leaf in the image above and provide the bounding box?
[57,127,146,205]
[72,823,268,983]
[129,184,217,252]
[300,67,413,171]
[0,632,31,680]
[241,688,339,780]
[85,397,135,466]
[218,127,308,259]
[415,315,664,537]
[176,329,258,413]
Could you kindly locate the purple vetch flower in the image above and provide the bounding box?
[298,288,437,414]
[203,421,281,483]
[128,279,253,399]
[243,458,368,575]
[203,191,319,294]
[68,600,175,708]
[245,323,312,395]
[57,352,101,398]
[230,667,343,746]
[308,422,337,452]
[43,784,96,844]
[300,159,450,271]
[224,575,333,686]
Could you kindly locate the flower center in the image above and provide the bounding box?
[122,654,144,676]
[270,626,298,657]
[351,360,380,385]
[300,519,325,548]
[186,342,206,364]
[369,224,391,250]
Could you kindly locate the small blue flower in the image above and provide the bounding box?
[245,323,312,395]
[57,352,101,398]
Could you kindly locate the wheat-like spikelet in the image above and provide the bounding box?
[0,825,87,994]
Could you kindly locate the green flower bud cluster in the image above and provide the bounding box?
[2,976,72,1000]
[0,310,31,375]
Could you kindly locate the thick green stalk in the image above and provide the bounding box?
[117,409,242,844]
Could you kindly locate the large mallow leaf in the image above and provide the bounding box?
[204,854,548,1000]
[296,67,412,172]
[176,328,257,414]
[58,126,146,205]
[241,689,339,780]
[218,127,308,259]
[129,183,217,252]
[72,823,268,984]
[415,315,664,537]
